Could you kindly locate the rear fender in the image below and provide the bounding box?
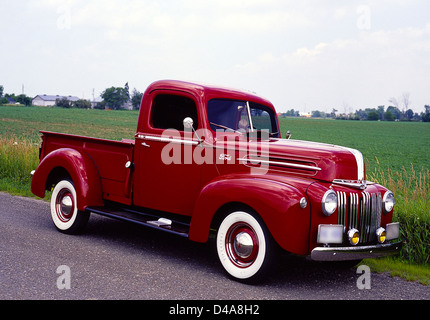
[31,148,103,210]
[189,176,311,255]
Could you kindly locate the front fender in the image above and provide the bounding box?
[31,148,103,210]
[189,175,311,255]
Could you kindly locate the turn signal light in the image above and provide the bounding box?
[348,228,360,246]
[376,227,386,244]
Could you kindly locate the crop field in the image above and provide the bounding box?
[278,117,430,175]
[0,105,139,142]
[1,105,428,174]
[1,106,429,273]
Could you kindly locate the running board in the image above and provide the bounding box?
[85,206,190,238]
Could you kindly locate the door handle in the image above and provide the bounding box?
[141,142,150,148]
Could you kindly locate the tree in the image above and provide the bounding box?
[0,85,3,98]
[73,99,91,109]
[377,105,385,120]
[56,97,72,108]
[422,105,430,122]
[405,109,414,121]
[367,110,379,121]
[389,92,412,120]
[16,94,32,106]
[131,88,143,110]
[384,110,395,121]
[101,87,129,110]
[402,92,411,112]
[386,106,401,120]
[312,110,322,118]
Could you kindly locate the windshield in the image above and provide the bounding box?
[207,99,279,137]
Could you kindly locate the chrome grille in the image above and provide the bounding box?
[337,191,382,244]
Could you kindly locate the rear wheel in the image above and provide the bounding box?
[50,180,89,234]
[216,210,276,282]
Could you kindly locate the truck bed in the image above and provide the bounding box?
[40,131,135,205]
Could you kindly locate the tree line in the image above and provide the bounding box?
[0,85,32,106]
[2,84,429,121]
[0,84,144,110]
[281,105,430,122]
[56,84,144,110]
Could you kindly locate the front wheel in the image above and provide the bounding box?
[50,180,89,234]
[216,211,276,282]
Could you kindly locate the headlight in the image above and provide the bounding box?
[383,191,395,213]
[322,190,338,216]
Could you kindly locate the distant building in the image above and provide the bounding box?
[5,97,17,104]
[32,94,80,107]
[91,97,104,109]
[299,112,312,118]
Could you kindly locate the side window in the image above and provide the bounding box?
[151,94,198,131]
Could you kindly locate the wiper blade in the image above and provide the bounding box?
[210,122,239,133]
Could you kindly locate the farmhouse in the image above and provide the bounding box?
[4,97,17,104]
[32,94,80,107]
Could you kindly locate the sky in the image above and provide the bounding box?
[1,0,429,113]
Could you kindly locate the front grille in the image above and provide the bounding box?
[337,191,382,243]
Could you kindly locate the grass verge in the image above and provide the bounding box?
[362,257,430,286]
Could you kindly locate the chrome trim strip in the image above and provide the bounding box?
[332,179,367,190]
[337,191,347,226]
[310,240,403,261]
[350,193,359,230]
[364,191,371,242]
[239,158,321,171]
[140,135,199,146]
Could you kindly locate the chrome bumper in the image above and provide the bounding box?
[310,241,403,261]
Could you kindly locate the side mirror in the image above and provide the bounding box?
[183,117,203,144]
[183,117,194,129]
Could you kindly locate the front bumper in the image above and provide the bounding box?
[310,240,403,261]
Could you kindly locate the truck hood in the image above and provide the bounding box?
[233,138,365,183]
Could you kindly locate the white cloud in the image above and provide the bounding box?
[261,24,430,112]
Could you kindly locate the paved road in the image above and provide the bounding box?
[0,192,428,301]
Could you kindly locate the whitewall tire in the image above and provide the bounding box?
[50,180,89,234]
[216,211,276,282]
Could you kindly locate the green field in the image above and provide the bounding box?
[0,105,139,141]
[1,106,429,281]
[1,105,428,174]
[279,117,430,176]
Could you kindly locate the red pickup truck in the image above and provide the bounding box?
[31,80,402,281]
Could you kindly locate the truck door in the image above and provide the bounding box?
[133,91,202,216]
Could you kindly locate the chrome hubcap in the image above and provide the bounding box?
[226,223,259,267]
[234,232,254,259]
[56,190,74,222]
[61,195,73,215]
